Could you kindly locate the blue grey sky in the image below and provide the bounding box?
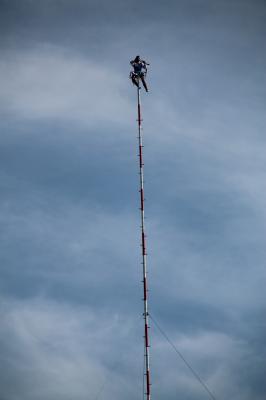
[0,0,266,399]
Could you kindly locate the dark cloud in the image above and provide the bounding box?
[0,0,266,399]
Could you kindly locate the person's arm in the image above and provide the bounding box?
[142,61,148,73]
[142,60,150,66]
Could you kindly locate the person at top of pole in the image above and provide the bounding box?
[130,55,150,92]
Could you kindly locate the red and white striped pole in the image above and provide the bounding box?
[136,81,151,400]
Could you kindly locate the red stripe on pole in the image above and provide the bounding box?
[145,323,149,347]
[142,231,146,254]
[139,145,143,167]
[140,188,144,210]
[146,370,150,395]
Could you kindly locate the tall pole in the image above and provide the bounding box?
[136,81,151,400]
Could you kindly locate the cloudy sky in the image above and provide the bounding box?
[0,0,266,399]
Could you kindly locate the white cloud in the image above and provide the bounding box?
[0,297,143,400]
[0,45,132,127]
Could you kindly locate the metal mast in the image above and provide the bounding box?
[136,82,151,400]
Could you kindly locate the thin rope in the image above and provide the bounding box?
[149,314,217,400]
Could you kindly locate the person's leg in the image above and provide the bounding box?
[141,76,148,92]
[131,75,140,88]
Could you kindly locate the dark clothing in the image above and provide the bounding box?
[130,59,149,92]
[130,60,148,74]
[130,72,148,92]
